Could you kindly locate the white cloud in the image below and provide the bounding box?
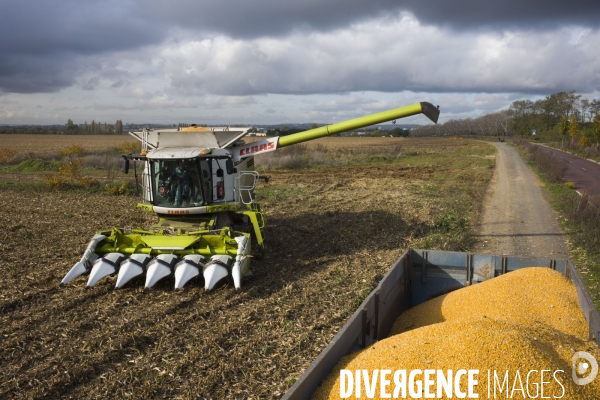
[0,108,23,119]
[3,4,600,124]
[151,14,600,99]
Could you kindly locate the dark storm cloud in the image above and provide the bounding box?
[5,0,599,56]
[0,55,76,93]
[0,0,162,93]
[140,0,600,38]
[1,0,161,56]
[2,0,600,94]
[402,1,600,31]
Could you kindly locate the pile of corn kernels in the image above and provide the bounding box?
[313,267,600,399]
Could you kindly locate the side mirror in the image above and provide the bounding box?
[226,159,237,175]
[121,157,130,174]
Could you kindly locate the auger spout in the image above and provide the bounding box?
[276,102,439,148]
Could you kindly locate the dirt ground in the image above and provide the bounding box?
[2,134,138,154]
[0,137,493,399]
[472,142,569,259]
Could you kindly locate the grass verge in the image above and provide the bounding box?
[514,138,600,310]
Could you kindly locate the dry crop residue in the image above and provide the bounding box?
[313,268,600,399]
[0,137,493,398]
[3,134,139,154]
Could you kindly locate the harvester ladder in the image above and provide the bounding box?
[139,129,152,203]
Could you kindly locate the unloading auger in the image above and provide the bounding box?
[61,102,439,291]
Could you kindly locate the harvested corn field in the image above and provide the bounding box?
[1,134,139,155]
[313,268,600,399]
[0,137,495,398]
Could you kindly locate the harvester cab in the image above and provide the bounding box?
[61,102,440,292]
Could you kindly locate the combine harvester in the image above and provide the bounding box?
[61,102,440,291]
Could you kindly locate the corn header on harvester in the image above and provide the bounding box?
[61,102,439,291]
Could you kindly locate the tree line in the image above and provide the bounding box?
[411,110,510,137]
[373,127,410,137]
[66,119,124,134]
[0,119,128,135]
[412,91,600,144]
[264,125,409,137]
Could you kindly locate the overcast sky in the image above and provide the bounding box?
[1,0,600,126]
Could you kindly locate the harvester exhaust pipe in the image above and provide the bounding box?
[87,253,125,287]
[60,234,106,285]
[115,254,152,288]
[203,255,232,291]
[174,255,207,289]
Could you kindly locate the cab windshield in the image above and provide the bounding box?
[150,159,209,208]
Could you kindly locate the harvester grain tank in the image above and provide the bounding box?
[61,102,440,291]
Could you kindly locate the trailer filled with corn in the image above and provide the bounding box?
[283,249,600,399]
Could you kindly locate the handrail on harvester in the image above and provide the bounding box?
[276,102,439,148]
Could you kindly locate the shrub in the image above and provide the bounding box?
[59,144,86,157]
[579,131,589,149]
[525,143,566,184]
[0,147,18,164]
[115,141,141,154]
[44,174,66,187]
[105,182,130,195]
[45,158,92,188]
[563,193,600,248]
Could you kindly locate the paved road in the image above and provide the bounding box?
[472,142,569,259]
[535,144,600,197]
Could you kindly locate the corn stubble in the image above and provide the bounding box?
[314,268,600,399]
[0,137,495,398]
